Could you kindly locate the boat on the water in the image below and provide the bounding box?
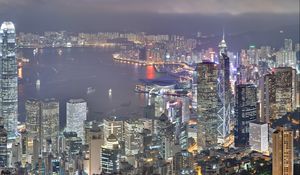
[33,48,38,56]
[36,79,41,90]
[87,87,96,94]
[66,42,72,48]
[58,49,63,55]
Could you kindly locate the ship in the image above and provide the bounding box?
[33,48,38,56]
[109,88,112,96]
[66,42,72,48]
[57,49,63,55]
[36,79,41,90]
[21,58,30,63]
[87,87,96,95]
[112,53,120,59]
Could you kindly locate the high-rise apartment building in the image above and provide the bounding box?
[272,127,294,175]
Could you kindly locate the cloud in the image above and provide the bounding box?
[0,0,299,15]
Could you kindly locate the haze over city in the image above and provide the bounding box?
[0,0,299,174]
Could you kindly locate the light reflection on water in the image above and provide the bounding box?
[18,48,160,128]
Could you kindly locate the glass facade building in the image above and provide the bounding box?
[249,121,269,154]
[196,62,220,149]
[0,22,18,136]
[234,84,257,147]
[65,99,87,143]
[41,99,59,154]
[101,134,120,174]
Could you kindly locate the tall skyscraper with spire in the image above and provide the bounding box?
[0,22,18,137]
[217,31,232,144]
[218,30,227,57]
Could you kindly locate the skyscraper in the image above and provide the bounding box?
[25,99,41,136]
[88,126,103,175]
[276,39,297,68]
[41,99,59,154]
[65,99,87,143]
[234,84,257,147]
[218,31,227,57]
[25,99,60,154]
[124,120,143,156]
[259,74,276,123]
[103,117,124,144]
[249,121,269,154]
[0,22,18,136]
[272,127,294,175]
[284,39,293,51]
[274,67,296,119]
[155,95,165,117]
[0,117,7,167]
[191,71,198,111]
[173,150,194,174]
[25,99,42,157]
[101,134,120,174]
[180,97,190,123]
[218,33,232,144]
[260,67,297,122]
[196,62,220,149]
[218,53,232,144]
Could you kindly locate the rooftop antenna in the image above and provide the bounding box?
[222,27,225,41]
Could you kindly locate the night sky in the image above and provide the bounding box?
[1,0,299,14]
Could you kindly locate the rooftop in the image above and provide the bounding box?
[0,21,15,31]
[68,98,86,104]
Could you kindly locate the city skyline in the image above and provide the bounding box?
[0,19,298,174]
[0,0,299,41]
[0,0,299,173]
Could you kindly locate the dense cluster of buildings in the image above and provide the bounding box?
[0,21,299,174]
[17,31,170,48]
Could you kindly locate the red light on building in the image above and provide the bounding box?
[146,65,155,79]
